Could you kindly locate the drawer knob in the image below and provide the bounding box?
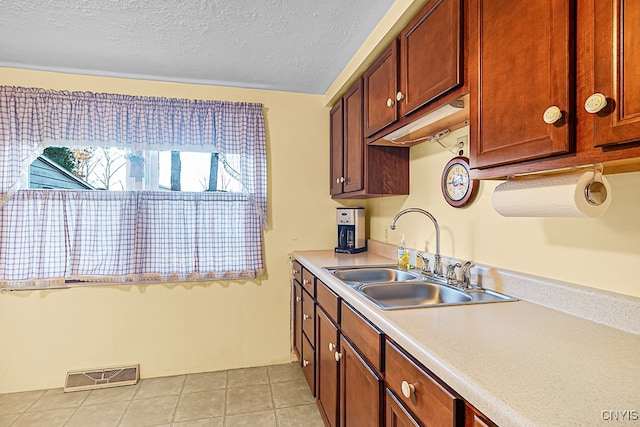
[543,106,562,124]
[396,91,405,102]
[292,269,300,275]
[328,342,336,352]
[386,97,394,108]
[334,351,342,362]
[303,279,310,285]
[295,296,301,302]
[303,314,311,320]
[401,380,415,399]
[585,93,608,114]
[303,359,310,367]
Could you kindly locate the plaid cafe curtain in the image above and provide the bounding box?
[0,86,267,289]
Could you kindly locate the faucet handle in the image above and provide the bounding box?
[416,252,431,275]
[446,263,462,286]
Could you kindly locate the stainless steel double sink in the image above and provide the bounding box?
[326,266,517,310]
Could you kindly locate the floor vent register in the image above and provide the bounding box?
[64,364,139,392]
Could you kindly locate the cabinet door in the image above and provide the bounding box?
[386,390,420,427]
[292,280,302,360]
[399,0,463,116]
[339,336,383,427]
[330,99,344,195]
[364,40,399,136]
[469,0,574,169]
[343,79,365,193]
[316,309,339,427]
[590,0,640,147]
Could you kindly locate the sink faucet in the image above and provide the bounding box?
[390,208,443,278]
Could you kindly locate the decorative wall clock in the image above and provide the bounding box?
[441,156,479,207]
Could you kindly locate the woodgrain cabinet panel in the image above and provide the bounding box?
[386,389,420,427]
[386,340,462,426]
[330,100,344,196]
[399,0,463,116]
[364,41,399,136]
[292,279,302,360]
[591,0,640,147]
[339,335,383,427]
[316,309,339,427]
[302,334,315,396]
[469,0,573,169]
[340,302,384,372]
[316,280,340,324]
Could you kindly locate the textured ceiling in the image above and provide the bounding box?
[0,0,395,94]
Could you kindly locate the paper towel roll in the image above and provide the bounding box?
[492,171,612,218]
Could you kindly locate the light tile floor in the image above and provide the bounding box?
[0,363,325,427]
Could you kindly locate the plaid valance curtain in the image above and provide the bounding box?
[0,86,267,289]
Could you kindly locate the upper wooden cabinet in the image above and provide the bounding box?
[589,0,640,148]
[364,41,399,137]
[399,0,463,117]
[470,0,640,178]
[364,0,466,140]
[330,78,409,198]
[469,0,574,170]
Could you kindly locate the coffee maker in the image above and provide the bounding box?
[335,207,367,254]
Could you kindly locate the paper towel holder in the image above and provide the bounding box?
[505,163,608,206]
[585,164,606,206]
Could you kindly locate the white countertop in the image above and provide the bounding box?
[292,249,640,427]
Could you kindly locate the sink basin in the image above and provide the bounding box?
[326,265,518,309]
[358,281,472,309]
[330,267,420,285]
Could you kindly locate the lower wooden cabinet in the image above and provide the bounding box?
[316,309,339,427]
[339,335,383,426]
[386,389,420,427]
[291,258,497,427]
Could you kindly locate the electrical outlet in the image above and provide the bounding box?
[456,135,469,156]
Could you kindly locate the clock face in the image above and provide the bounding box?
[445,164,470,201]
[441,157,478,207]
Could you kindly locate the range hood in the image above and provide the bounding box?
[372,95,468,147]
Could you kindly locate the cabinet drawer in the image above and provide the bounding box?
[302,268,316,297]
[385,340,462,426]
[316,280,340,324]
[301,334,315,396]
[340,302,383,372]
[302,289,315,345]
[292,259,303,283]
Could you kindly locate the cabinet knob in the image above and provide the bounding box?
[292,268,299,275]
[336,177,340,184]
[303,359,310,367]
[328,342,336,352]
[334,351,342,362]
[543,106,563,124]
[303,313,311,320]
[340,177,345,183]
[295,296,301,302]
[303,279,309,285]
[396,91,405,102]
[585,93,608,114]
[386,97,395,108]
[401,380,415,399]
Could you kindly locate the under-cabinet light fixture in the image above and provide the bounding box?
[382,100,464,144]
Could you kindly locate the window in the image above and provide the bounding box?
[0,86,267,289]
[32,146,242,192]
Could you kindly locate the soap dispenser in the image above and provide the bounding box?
[397,235,410,270]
